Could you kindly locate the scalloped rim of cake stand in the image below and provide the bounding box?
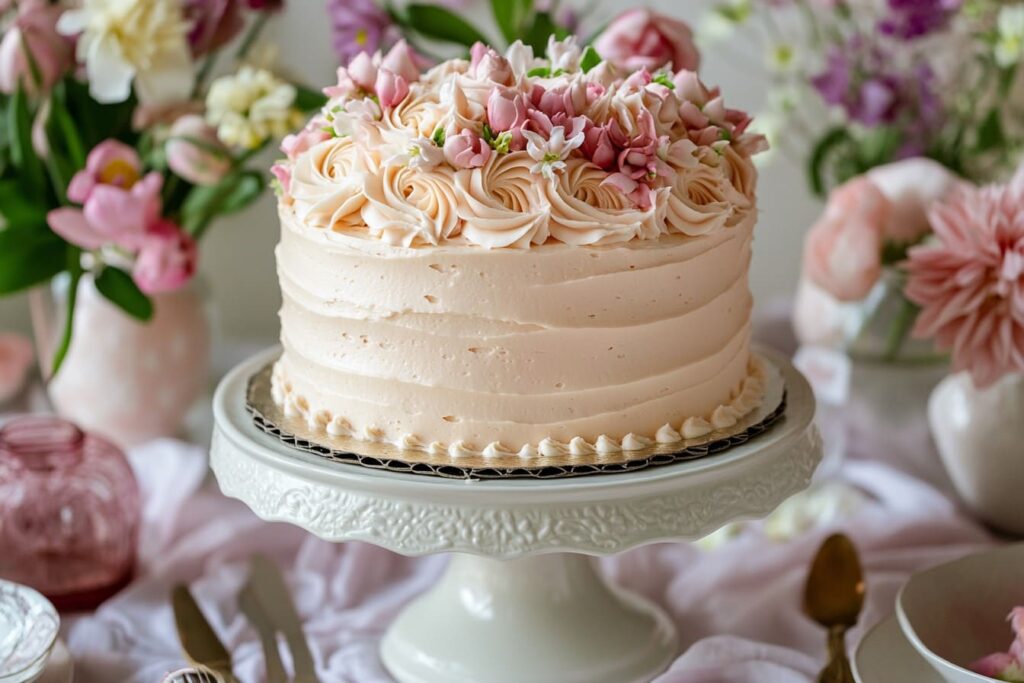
[210,345,821,559]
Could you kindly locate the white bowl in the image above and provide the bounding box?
[896,543,1024,683]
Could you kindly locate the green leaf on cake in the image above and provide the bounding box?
[406,4,491,47]
[94,266,153,322]
[580,46,602,73]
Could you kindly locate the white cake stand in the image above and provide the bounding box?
[210,348,821,683]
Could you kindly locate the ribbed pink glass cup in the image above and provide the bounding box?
[0,415,140,611]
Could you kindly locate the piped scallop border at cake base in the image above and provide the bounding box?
[244,353,787,480]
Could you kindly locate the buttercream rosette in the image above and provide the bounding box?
[454,151,550,248]
[290,137,369,231]
[362,163,461,247]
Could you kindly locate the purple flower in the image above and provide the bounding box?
[326,0,401,64]
[878,0,961,40]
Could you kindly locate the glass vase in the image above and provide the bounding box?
[30,273,211,448]
[0,415,140,611]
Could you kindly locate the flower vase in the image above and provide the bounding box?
[30,273,210,448]
[928,372,1024,535]
[794,269,949,486]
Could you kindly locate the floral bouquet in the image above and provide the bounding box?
[704,0,1024,192]
[0,0,322,376]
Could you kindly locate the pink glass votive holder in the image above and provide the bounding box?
[0,415,140,611]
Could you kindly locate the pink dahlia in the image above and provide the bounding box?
[905,171,1024,388]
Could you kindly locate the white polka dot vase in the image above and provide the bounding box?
[30,273,210,448]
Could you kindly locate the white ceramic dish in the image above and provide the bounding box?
[897,543,1024,683]
[853,615,940,683]
[0,581,60,683]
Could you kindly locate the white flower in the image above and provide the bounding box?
[382,131,444,169]
[505,40,541,79]
[547,35,581,73]
[995,5,1024,68]
[330,97,384,137]
[206,66,304,149]
[56,0,192,105]
[523,122,585,179]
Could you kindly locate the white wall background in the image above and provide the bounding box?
[0,0,821,343]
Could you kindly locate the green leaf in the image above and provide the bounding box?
[406,4,491,47]
[580,46,602,73]
[974,109,1004,153]
[181,170,265,237]
[49,85,86,169]
[294,84,328,112]
[807,127,852,198]
[0,224,67,295]
[0,180,46,224]
[491,0,533,44]
[49,249,81,379]
[94,266,153,322]
[522,11,567,52]
[7,85,45,198]
[526,66,551,78]
[432,126,446,146]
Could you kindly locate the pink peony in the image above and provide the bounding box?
[802,177,889,302]
[166,114,231,186]
[593,8,700,73]
[132,220,199,294]
[906,171,1024,388]
[0,0,73,96]
[867,157,961,243]
[0,334,34,404]
[48,172,163,251]
[443,129,491,168]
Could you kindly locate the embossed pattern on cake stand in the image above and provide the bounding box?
[210,347,822,683]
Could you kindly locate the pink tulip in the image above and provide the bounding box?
[166,114,231,186]
[443,128,491,168]
[347,52,379,91]
[486,86,529,149]
[67,140,143,204]
[802,177,888,302]
[381,39,420,84]
[48,172,163,251]
[132,220,199,294]
[0,333,33,404]
[594,8,700,73]
[0,0,72,96]
[469,43,513,85]
[374,68,408,108]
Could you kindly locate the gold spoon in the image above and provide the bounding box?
[804,533,866,683]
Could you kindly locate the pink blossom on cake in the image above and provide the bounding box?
[905,170,1024,388]
[593,9,700,73]
[468,43,514,85]
[443,129,491,168]
[803,177,888,301]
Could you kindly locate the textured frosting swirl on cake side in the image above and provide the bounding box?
[272,207,759,456]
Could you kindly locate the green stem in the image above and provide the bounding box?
[882,295,918,363]
[193,52,219,98]
[49,251,82,380]
[235,12,271,63]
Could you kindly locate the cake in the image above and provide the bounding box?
[269,37,768,461]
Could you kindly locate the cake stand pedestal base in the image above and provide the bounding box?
[381,553,676,683]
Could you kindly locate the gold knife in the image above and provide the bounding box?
[171,584,236,683]
[248,555,319,683]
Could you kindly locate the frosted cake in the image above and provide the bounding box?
[269,38,767,461]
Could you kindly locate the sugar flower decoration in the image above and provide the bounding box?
[57,0,193,105]
[905,170,1024,388]
[524,120,586,179]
